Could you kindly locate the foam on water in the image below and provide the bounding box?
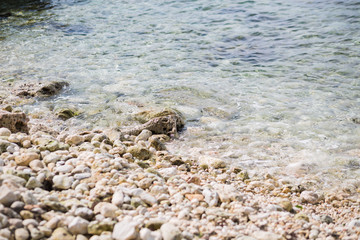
[1,0,359,189]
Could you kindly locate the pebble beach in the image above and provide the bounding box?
[0,82,359,240]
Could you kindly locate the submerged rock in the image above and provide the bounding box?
[15,81,69,98]
[123,108,184,137]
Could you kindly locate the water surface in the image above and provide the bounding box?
[1,0,360,189]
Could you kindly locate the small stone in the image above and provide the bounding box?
[160,223,181,240]
[21,191,38,205]
[15,152,40,166]
[94,202,118,218]
[252,231,284,240]
[25,177,42,189]
[294,213,309,222]
[112,190,124,207]
[20,210,34,219]
[0,185,19,206]
[0,213,8,229]
[15,228,29,240]
[140,192,157,206]
[50,227,74,240]
[52,175,73,190]
[214,184,241,203]
[198,156,226,169]
[279,200,293,212]
[185,194,204,201]
[29,226,44,240]
[0,128,11,137]
[112,219,138,240]
[68,217,89,235]
[127,146,151,160]
[0,228,11,239]
[87,221,115,235]
[145,219,165,231]
[347,219,360,228]
[43,153,61,164]
[75,207,94,221]
[65,135,84,146]
[320,215,333,224]
[11,201,25,212]
[300,191,321,204]
[22,140,32,148]
[135,129,152,142]
[29,160,45,171]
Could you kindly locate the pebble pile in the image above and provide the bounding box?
[0,107,359,240]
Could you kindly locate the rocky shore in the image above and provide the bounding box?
[0,82,359,240]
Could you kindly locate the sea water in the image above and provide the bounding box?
[1,0,359,189]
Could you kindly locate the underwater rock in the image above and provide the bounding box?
[122,109,184,137]
[36,81,69,97]
[15,81,69,98]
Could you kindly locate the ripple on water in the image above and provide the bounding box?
[0,0,360,189]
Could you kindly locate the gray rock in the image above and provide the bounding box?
[75,207,94,221]
[160,223,182,240]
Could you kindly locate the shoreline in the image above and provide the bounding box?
[0,83,359,239]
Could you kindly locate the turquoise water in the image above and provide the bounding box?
[1,0,360,188]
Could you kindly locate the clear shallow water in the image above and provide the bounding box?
[1,0,360,188]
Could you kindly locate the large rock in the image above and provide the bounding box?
[0,110,29,133]
[123,108,184,137]
[16,81,69,98]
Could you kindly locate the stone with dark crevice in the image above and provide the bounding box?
[0,110,29,133]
